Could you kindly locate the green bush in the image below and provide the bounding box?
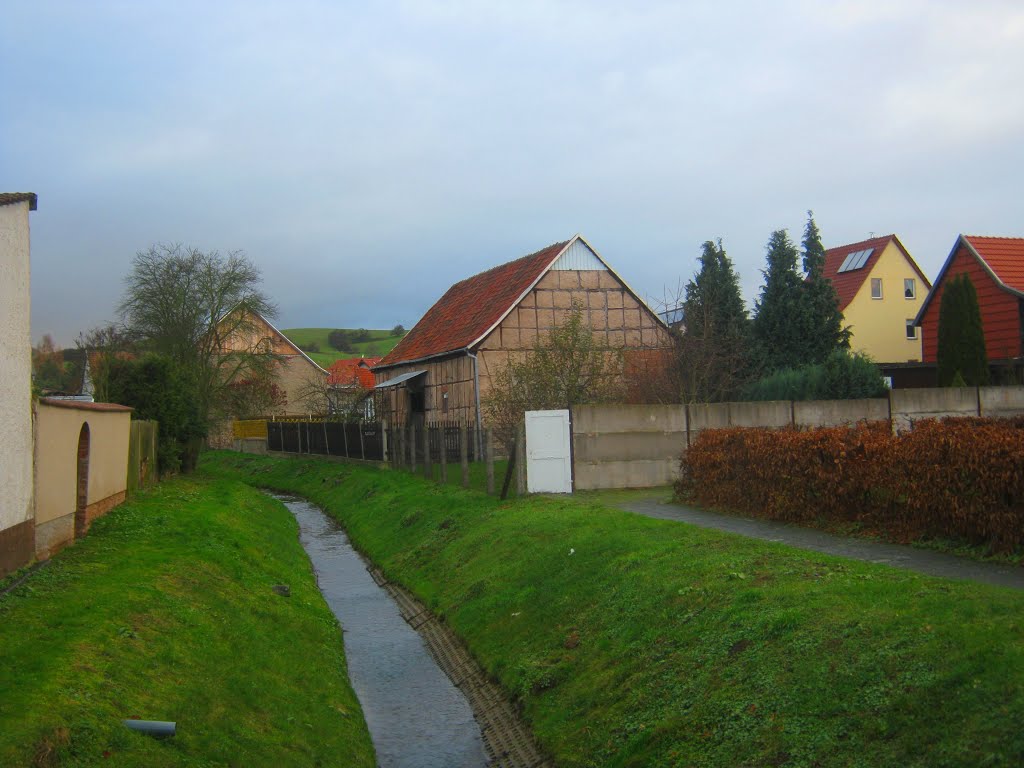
[743,350,887,401]
[106,354,205,474]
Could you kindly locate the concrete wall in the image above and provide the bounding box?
[568,386,1024,491]
[889,387,979,432]
[0,198,35,576]
[572,404,686,489]
[34,400,132,560]
[793,398,890,428]
[979,386,1024,418]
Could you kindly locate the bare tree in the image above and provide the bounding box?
[118,244,278,424]
[483,301,624,450]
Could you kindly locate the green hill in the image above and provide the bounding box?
[281,328,405,368]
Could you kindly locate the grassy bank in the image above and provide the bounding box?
[0,477,374,768]
[205,450,1024,768]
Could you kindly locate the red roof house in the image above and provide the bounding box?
[374,234,671,427]
[915,235,1024,363]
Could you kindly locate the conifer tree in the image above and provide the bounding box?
[937,273,989,386]
[799,211,850,363]
[679,239,752,401]
[752,229,806,371]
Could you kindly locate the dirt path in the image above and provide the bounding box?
[619,498,1024,590]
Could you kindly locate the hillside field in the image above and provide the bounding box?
[281,328,405,367]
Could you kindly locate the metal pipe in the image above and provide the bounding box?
[123,720,176,739]
[468,351,484,461]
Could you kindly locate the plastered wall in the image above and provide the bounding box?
[0,200,34,574]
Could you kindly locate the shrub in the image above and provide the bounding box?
[298,341,320,353]
[743,350,886,401]
[679,418,1024,552]
[106,354,205,475]
[327,329,353,352]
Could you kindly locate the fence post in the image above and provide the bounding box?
[423,424,432,479]
[485,428,495,495]
[460,424,470,488]
[516,422,526,496]
[342,419,350,457]
[382,423,389,464]
[359,421,366,460]
[440,424,448,484]
[409,424,417,473]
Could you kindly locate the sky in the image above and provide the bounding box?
[4,1,1023,346]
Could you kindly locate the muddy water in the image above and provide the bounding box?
[274,494,487,768]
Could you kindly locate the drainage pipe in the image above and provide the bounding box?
[123,720,176,739]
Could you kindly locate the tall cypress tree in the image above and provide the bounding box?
[937,273,989,386]
[679,239,752,401]
[753,229,806,371]
[799,211,851,363]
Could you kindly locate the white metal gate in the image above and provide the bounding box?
[525,409,572,493]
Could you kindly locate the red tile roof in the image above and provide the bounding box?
[823,234,929,310]
[964,236,1024,294]
[327,358,378,389]
[378,240,569,367]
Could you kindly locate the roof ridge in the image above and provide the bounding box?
[964,235,1024,241]
[824,234,894,252]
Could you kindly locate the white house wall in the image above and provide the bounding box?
[0,199,35,575]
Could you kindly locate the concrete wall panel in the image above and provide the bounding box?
[794,398,889,427]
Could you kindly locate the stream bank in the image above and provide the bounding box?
[276,493,549,768]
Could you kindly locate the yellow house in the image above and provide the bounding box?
[823,234,931,364]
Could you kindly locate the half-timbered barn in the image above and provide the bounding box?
[372,234,671,429]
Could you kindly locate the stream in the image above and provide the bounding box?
[274,493,488,768]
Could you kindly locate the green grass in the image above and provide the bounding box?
[0,477,375,768]
[205,450,1024,768]
[282,328,404,367]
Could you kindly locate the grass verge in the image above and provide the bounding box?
[205,450,1024,768]
[0,476,374,768]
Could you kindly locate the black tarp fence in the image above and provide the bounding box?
[267,419,385,461]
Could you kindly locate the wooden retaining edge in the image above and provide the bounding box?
[366,566,552,768]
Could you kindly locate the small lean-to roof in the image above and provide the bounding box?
[823,234,930,311]
[40,398,132,413]
[0,192,38,210]
[375,370,427,389]
[915,235,1024,324]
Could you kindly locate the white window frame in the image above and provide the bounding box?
[905,319,917,340]
[904,278,916,299]
[871,278,883,300]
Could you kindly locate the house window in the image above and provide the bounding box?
[442,391,449,414]
[871,278,883,299]
[904,278,916,299]
[905,319,917,340]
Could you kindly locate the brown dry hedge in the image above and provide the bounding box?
[679,417,1024,551]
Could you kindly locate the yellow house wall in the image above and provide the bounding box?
[34,403,131,558]
[842,242,926,363]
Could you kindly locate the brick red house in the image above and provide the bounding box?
[915,235,1024,363]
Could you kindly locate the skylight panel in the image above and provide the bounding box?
[851,248,873,270]
[837,248,873,273]
[837,253,857,272]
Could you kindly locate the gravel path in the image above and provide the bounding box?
[619,498,1024,590]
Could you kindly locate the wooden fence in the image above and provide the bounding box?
[264,417,527,498]
[127,419,158,492]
